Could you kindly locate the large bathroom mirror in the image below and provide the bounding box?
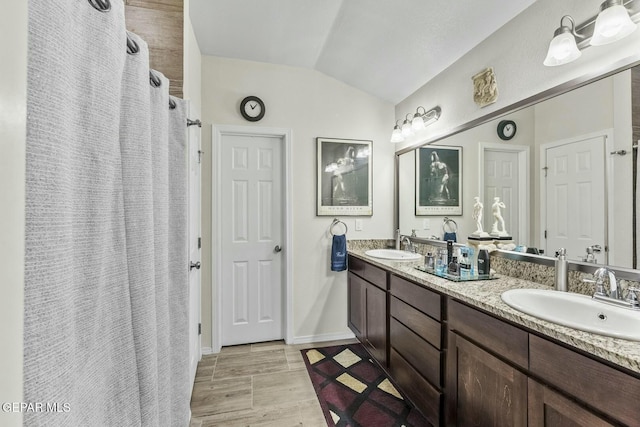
[397,64,639,270]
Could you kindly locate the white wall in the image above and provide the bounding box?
[184,0,202,119]
[200,56,395,347]
[0,3,27,427]
[395,0,640,151]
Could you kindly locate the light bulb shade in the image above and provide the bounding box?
[401,120,414,137]
[544,29,582,66]
[411,114,425,131]
[590,3,637,46]
[390,127,404,143]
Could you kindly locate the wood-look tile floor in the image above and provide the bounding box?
[190,338,359,427]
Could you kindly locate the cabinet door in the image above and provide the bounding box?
[347,272,365,339]
[365,281,387,366]
[528,379,614,427]
[447,332,527,427]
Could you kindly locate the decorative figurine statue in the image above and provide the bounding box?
[471,196,489,237]
[490,197,508,236]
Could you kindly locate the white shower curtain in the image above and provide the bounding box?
[24,1,190,426]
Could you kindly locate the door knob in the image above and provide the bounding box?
[190,261,201,270]
[274,245,282,253]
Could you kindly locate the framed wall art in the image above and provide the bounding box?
[316,137,372,216]
[416,145,462,216]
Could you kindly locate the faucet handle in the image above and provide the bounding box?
[626,287,640,307]
[583,277,606,297]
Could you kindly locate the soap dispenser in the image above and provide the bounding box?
[555,248,569,292]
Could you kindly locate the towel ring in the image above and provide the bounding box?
[443,217,458,233]
[330,218,348,236]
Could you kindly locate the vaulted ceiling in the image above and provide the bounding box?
[190,0,538,104]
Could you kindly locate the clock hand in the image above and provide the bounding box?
[250,103,257,110]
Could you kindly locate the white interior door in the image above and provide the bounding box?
[221,134,283,346]
[188,120,201,383]
[480,143,529,245]
[484,150,521,243]
[543,135,607,263]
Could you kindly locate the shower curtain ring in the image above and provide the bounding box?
[88,0,111,12]
[149,71,162,88]
[169,99,177,110]
[126,35,139,55]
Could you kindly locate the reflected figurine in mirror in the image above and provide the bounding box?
[471,196,490,238]
[490,197,509,237]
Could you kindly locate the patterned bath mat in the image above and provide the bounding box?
[301,343,430,427]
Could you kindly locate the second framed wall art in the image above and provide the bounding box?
[416,145,462,216]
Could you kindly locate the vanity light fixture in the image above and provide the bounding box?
[412,106,442,131]
[591,0,637,45]
[544,16,584,66]
[390,106,441,143]
[390,120,404,143]
[544,0,639,66]
[401,113,415,138]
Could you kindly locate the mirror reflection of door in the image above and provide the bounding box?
[542,134,608,264]
[481,143,530,246]
[484,150,520,243]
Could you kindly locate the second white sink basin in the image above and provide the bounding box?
[364,249,422,261]
[501,288,640,341]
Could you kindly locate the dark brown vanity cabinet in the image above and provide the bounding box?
[348,256,640,426]
[447,300,640,427]
[389,274,445,427]
[528,380,615,427]
[447,300,528,426]
[347,256,388,366]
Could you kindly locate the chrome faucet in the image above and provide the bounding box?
[395,229,401,250]
[401,236,415,253]
[594,267,619,299]
[584,267,639,310]
[582,245,601,263]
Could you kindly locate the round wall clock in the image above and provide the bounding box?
[497,120,517,140]
[240,96,265,122]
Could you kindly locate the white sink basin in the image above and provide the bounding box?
[364,249,422,261]
[501,288,640,341]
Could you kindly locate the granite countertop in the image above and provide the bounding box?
[348,247,640,375]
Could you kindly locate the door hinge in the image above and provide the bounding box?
[542,166,548,178]
[198,237,201,249]
[198,323,201,335]
[544,230,547,239]
[197,150,204,163]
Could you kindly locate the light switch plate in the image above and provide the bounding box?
[423,219,430,230]
[355,219,363,231]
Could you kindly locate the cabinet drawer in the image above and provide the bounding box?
[391,296,441,349]
[349,256,387,290]
[448,300,528,370]
[390,317,442,387]
[530,334,640,426]
[389,348,442,427]
[390,274,441,320]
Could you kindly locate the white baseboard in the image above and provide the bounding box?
[290,331,356,345]
[202,332,356,353]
